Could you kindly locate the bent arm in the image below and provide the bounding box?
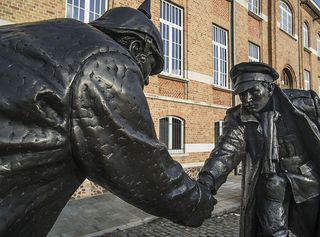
[70,52,213,226]
[199,110,246,194]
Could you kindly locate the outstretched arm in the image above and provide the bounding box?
[198,109,246,194]
[70,52,214,227]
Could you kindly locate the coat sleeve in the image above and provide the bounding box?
[70,51,213,227]
[199,109,246,193]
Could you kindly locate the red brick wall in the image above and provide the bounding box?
[0,0,65,23]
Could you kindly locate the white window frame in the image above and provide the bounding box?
[304,70,311,90]
[280,1,293,35]
[212,25,229,88]
[303,22,309,48]
[248,42,260,62]
[159,116,185,154]
[317,34,320,57]
[248,0,261,16]
[160,0,184,77]
[66,0,108,23]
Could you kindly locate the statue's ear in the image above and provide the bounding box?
[129,40,143,58]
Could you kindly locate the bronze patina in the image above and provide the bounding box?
[199,62,320,237]
[0,1,214,236]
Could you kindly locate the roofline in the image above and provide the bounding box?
[301,0,320,19]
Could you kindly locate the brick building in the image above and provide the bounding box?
[1,0,320,196]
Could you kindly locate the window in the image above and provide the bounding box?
[317,34,320,56]
[303,22,309,48]
[66,0,108,23]
[304,70,311,90]
[281,68,293,89]
[248,0,260,15]
[213,26,229,88]
[280,1,293,35]
[159,116,184,154]
[160,0,183,76]
[248,42,260,62]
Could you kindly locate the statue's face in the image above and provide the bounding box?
[239,83,272,113]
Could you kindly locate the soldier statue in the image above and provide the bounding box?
[199,62,320,237]
[0,0,214,236]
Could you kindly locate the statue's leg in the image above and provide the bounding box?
[255,174,290,237]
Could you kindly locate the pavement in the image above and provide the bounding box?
[47,174,242,237]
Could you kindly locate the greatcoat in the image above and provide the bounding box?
[200,86,320,237]
[0,19,212,236]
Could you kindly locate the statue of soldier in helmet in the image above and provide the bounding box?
[0,1,214,236]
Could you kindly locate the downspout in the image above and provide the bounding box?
[231,0,236,107]
[298,0,303,89]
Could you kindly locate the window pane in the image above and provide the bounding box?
[73,7,79,19]
[79,9,84,21]
[67,4,73,18]
[90,0,94,12]
[89,12,94,22]
[172,118,182,150]
[101,0,106,13]
[80,0,84,8]
[160,118,169,148]
[96,0,100,13]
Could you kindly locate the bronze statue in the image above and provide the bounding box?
[199,62,320,237]
[0,1,215,236]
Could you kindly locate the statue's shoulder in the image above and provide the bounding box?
[226,105,241,117]
[282,88,320,125]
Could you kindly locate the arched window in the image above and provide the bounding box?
[303,22,309,48]
[159,116,184,154]
[280,1,293,35]
[281,68,293,89]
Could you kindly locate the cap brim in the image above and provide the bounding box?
[234,81,263,95]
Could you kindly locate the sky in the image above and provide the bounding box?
[316,0,320,7]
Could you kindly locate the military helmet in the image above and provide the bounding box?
[89,0,164,75]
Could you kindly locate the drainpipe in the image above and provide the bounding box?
[231,0,236,107]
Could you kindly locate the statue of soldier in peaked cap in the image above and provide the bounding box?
[0,1,215,236]
[199,62,320,237]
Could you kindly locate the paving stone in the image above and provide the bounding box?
[102,211,297,237]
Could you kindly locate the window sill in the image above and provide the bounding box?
[304,47,311,54]
[279,28,297,41]
[170,152,189,157]
[159,73,189,82]
[248,10,263,21]
[211,84,234,93]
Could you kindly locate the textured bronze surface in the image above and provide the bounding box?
[0,1,214,236]
[199,62,320,237]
